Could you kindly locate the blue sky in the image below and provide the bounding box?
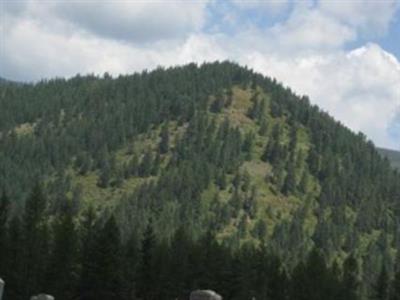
[0,0,399,149]
[377,15,400,58]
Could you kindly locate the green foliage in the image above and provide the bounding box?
[0,191,9,271]
[342,254,361,300]
[159,122,170,154]
[0,62,399,298]
[22,183,49,298]
[137,222,157,300]
[372,265,390,300]
[390,269,400,300]
[46,202,79,300]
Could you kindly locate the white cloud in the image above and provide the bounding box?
[52,1,209,43]
[319,0,400,37]
[0,0,213,80]
[0,0,209,44]
[268,8,356,53]
[231,0,290,15]
[243,44,400,149]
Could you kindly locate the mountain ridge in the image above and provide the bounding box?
[0,62,399,299]
[378,147,400,170]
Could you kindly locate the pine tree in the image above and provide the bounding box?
[139,152,153,177]
[258,116,269,136]
[289,125,298,151]
[390,268,400,300]
[159,123,170,154]
[94,215,123,300]
[232,171,241,190]
[261,142,270,163]
[78,205,97,298]
[342,254,360,300]
[152,241,172,299]
[0,191,9,272]
[121,233,139,300]
[166,226,191,299]
[305,248,330,300]
[79,213,122,300]
[137,222,156,300]
[151,153,161,176]
[282,160,296,195]
[327,260,342,300]
[47,202,79,300]
[266,254,288,300]
[216,169,227,190]
[210,94,225,113]
[373,264,389,300]
[126,154,139,178]
[225,88,233,107]
[4,216,24,300]
[247,98,260,120]
[230,188,242,218]
[242,131,255,160]
[298,169,310,194]
[252,219,267,241]
[97,160,111,188]
[22,183,49,298]
[242,170,251,192]
[291,261,308,300]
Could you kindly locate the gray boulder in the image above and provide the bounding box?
[30,294,54,300]
[190,290,222,300]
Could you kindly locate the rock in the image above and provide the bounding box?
[0,278,4,300]
[190,290,222,300]
[30,294,54,300]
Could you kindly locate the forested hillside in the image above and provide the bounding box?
[0,62,399,300]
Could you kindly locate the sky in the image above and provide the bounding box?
[1,0,400,150]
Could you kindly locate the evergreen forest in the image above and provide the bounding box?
[0,62,399,299]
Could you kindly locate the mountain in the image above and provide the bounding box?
[0,62,399,299]
[0,76,20,85]
[378,147,400,170]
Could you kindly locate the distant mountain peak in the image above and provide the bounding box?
[378,147,400,169]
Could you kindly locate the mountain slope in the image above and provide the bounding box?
[0,76,21,85]
[0,62,399,298]
[378,147,400,170]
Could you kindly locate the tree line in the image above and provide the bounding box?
[1,187,399,300]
